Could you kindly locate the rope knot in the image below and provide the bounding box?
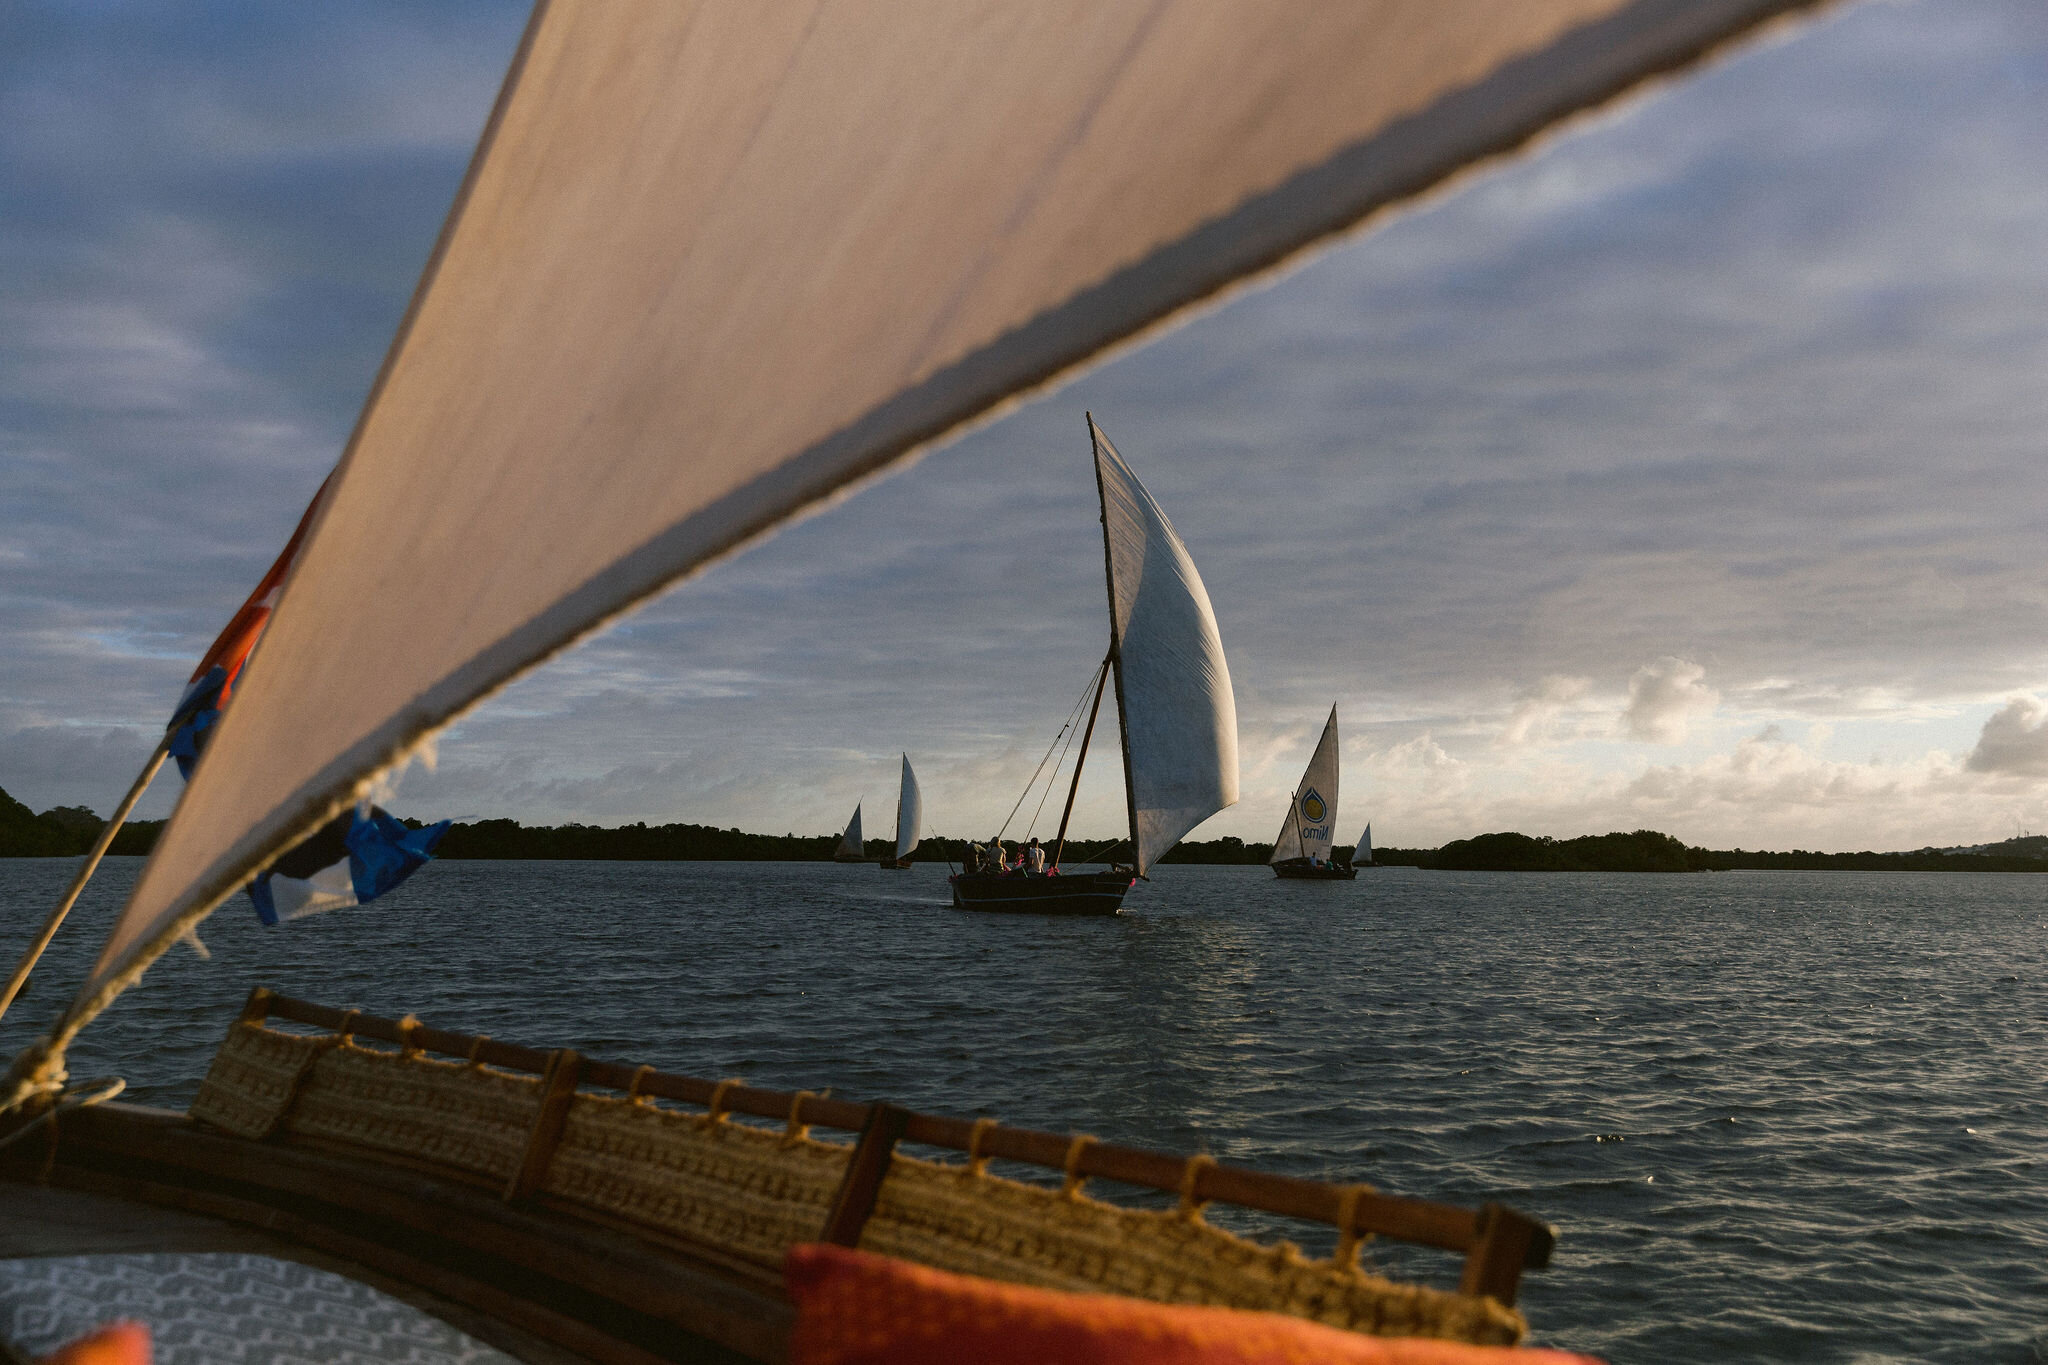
[626,1065,656,1107]
[783,1090,817,1145]
[966,1117,997,1177]
[702,1078,741,1127]
[1061,1135,1096,1200]
[1178,1154,1215,1221]
[1329,1183,1374,1269]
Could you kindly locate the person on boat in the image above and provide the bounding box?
[1024,838,1046,875]
[967,841,986,874]
[987,840,1008,875]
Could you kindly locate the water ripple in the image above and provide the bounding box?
[2,860,2044,1362]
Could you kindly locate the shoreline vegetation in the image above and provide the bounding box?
[7,785,2048,872]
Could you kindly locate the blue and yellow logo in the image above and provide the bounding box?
[1299,788,1326,824]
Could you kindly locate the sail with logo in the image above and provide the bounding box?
[881,756,922,869]
[1271,706,1356,880]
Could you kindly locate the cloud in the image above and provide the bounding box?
[6,0,2048,857]
[1498,675,1592,748]
[1966,696,2048,776]
[1621,657,1720,744]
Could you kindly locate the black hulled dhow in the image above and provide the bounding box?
[952,416,1237,914]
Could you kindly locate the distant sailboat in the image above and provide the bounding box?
[1354,822,1374,869]
[833,802,866,862]
[880,755,921,869]
[951,415,1237,914]
[1271,706,1357,881]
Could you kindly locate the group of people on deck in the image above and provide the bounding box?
[968,836,1053,876]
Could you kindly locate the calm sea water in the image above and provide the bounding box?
[2,858,2043,1363]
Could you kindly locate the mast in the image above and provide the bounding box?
[1051,658,1110,870]
[1089,413,1142,875]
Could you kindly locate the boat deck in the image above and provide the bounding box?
[0,1103,785,1364]
[0,1178,587,1364]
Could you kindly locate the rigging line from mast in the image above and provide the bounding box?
[1282,794,1307,863]
[1027,659,1105,838]
[1051,656,1111,870]
[993,660,1104,842]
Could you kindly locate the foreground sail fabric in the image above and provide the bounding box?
[1094,420,1238,875]
[1271,707,1340,864]
[896,756,923,861]
[73,0,1826,1034]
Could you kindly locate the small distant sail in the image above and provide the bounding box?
[895,756,923,861]
[1093,418,1238,876]
[1356,823,1372,866]
[835,803,864,861]
[1270,707,1339,865]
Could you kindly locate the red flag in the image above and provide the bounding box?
[179,473,331,713]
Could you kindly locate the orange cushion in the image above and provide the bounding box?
[785,1244,1600,1365]
[37,1324,150,1365]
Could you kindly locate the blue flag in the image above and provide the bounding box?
[246,807,451,926]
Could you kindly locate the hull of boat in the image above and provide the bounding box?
[878,857,913,869]
[950,870,1133,914]
[1271,858,1358,880]
[0,991,1554,1362]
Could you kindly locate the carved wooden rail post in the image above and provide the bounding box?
[1459,1202,1553,1306]
[506,1048,581,1202]
[819,1102,910,1246]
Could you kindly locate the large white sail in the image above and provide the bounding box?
[837,803,864,860]
[1094,419,1238,876]
[42,0,1824,1088]
[1269,707,1339,864]
[895,756,923,861]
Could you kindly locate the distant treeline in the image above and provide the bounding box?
[8,784,2048,874]
[0,786,162,858]
[430,821,1288,866]
[1369,829,2048,874]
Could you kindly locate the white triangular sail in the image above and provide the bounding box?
[895,756,923,861]
[38,0,1824,1095]
[1094,418,1237,876]
[836,803,864,860]
[1355,823,1373,866]
[1269,706,1338,864]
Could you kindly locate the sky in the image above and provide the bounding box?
[4,0,2048,854]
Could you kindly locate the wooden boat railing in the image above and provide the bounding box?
[241,988,1556,1305]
